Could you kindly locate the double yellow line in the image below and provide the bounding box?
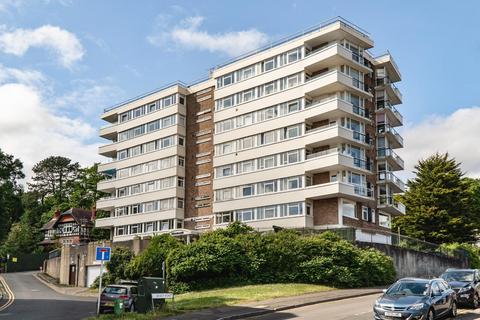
[0,276,14,312]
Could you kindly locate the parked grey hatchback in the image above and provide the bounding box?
[99,284,138,313]
[373,278,457,320]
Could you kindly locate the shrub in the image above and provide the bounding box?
[439,243,480,268]
[106,246,134,282]
[126,234,182,280]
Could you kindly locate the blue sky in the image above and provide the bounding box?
[1,0,480,179]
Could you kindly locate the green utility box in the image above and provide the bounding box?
[135,277,167,313]
[114,299,124,315]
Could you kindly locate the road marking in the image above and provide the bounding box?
[0,277,15,312]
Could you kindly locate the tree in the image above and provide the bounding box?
[28,156,80,204]
[0,220,41,256]
[0,149,25,242]
[69,163,106,209]
[393,153,477,244]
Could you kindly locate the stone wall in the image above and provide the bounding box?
[357,242,469,279]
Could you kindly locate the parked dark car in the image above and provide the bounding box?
[441,268,480,308]
[373,278,457,320]
[99,284,138,314]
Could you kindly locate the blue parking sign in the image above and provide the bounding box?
[95,247,111,261]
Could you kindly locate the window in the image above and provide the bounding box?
[259,156,275,169]
[222,142,234,154]
[120,113,129,122]
[131,146,141,157]
[362,206,374,222]
[287,177,300,190]
[222,96,233,109]
[116,227,125,236]
[160,221,169,231]
[287,74,299,87]
[263,181,275,193]
[178,136,184,146]
[145,141,156,153]
[145,222,154,233]
[221,189,233,201]
[145,201,156,212]
[261,131,276,145]
[177,198,184,209]
[288,203,301,216]
[284,125,300,139]
[288,101,300,112]
[237,209,253,221]
[177,177,185,188]
[216,212,233,224]
[264,206,276,219]
[241,136,254,150]
[132,204,141,214]
[178,156,185,167]
[238,113,253,127]
[130,224,140,234]
[287,150,299,164]
[287,49,300,63]
[238,160,255,173]
[342,200,356,218]
[223,73,233,86]
[243,89,254,102]
[221,165,233,177]
[117,187,127,197]
[379,214,390,228]
[263,58,276,72]
[241,66,254,80]
[242,185,254,197]
[118,150,128,160]
[147,161,158,172]
[264,82,276,95]
[145,181,156,192]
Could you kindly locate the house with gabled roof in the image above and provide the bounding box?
[40,208,95,246]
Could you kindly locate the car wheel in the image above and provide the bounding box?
[473,294,479,309]
[427,309,434,320]
[450,301,458,317]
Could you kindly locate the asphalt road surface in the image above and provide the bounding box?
[247,294,480,320]
[0,271,96,320]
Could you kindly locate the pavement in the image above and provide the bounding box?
[35,272,97,297]
[0,271,96,320]
[164,287,385,320]
[246,294,480,320]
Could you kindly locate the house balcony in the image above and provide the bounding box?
[376,100,403,127]
[305,148,372,174]
[378,195,406,216]
[304,70,373,99]
[377,171,405,193]
[377,124,403,149]
[304,97,372,123]
[305,181,374,202]
[374,52,402,82]
[99,122,118,140]
[304,42,372,75]
[377,148,404,171]
[376,77,402,105]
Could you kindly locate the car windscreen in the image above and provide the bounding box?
[386,281,429,296]
[104,286,128,295]
[441,271,475,282]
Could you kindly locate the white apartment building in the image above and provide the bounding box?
[95,17,405,242]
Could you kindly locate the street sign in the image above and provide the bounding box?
[152,293,174,299]
[11,258,17,263]
[95,247,111,261]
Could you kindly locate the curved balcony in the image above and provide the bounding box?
[377,124,403,149]
[376,100,403,127]
[377,148,404,171]
[378,195,406,216]
[377,171,405,193]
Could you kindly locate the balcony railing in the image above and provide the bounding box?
[378,195,406,213]
[377,148,405,168]
[353,184,374,198]
[305,147,339,160]
[376,77,403,101]
[377,171,405,191]
[305,122,338,134]
[352,131,372,145]
[304,70,372,94]
[376,100,403,124]
[353,158,372,171]
[377,124,403,146]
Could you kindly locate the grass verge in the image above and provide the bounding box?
[92,283,333,319]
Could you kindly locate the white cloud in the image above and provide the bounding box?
[0,78,103,182]
[0,25,84,68]
[0,63,46,87]
[147,15,269,57]
[400,107,480,179]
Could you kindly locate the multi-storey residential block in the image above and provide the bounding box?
[95,17,405,242]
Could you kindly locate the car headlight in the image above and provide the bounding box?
[374,299,381,307]
[408,303,425,310]
[460,285,473,293]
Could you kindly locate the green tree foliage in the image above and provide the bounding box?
[393,153,477,244]
[89,210,111,241]
[106,247,134,282]
[439,243,480,269]
[0,220,42,256]
[0,149,25,242]
[69,163,106,209]
[126,234,182,279]
[28,156,80,204]
[166,224,395,292]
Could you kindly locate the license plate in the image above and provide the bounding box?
[104,302,114,306]
[384,311,402,317]
[461,294,470,298]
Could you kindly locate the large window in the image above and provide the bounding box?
[342,200,356,218]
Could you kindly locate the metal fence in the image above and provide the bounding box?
[295,227,467,260]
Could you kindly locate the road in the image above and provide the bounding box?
[247,294,480,320]
[0,272,96,320]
